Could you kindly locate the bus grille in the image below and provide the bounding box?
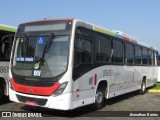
[16,94,48,106]
[14,78,56,87]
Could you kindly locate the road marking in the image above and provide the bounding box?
[148,89,160,93]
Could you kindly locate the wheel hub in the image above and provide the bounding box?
[95,91,103,104]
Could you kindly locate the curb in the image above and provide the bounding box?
[148,89,160,93]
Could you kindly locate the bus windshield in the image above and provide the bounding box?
[12,35,69,78]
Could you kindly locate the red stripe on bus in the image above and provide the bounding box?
[94,74,97,85]
[10,78,60,96]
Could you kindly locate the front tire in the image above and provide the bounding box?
[0,86,4,102]
[94,86,106,110]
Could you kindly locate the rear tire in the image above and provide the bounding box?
[140,81,146,95]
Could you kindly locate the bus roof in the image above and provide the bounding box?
[75,19,157,51]
[19,18,157,51]
[0,24,17,32]
[21,18,74,24]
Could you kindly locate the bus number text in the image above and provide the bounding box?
[0,66,9,73]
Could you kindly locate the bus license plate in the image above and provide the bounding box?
[25,100,37,106]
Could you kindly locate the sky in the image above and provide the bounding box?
[1,0,160,51]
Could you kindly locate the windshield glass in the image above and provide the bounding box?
[12,35,69,78]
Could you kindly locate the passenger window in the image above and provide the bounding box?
[1,34,14,60]
[135,46,142,64]
[112,40,123,63]
[148,50,154,65]
[83,39,92,63]
[74,38,92,67]
[125,43,134,64]
[73,27,93,80]
[96,34,111,63]
[142,48,149,65]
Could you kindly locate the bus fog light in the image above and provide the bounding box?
[52,82,68,97]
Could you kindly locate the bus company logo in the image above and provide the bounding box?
[103,70,113,76]
[2,112,11,117]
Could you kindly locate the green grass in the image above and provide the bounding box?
[152,83,160,89]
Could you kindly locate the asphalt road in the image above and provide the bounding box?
[0,91,160,120]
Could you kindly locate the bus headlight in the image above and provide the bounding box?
[52,81,68,97]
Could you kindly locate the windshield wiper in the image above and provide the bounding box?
[41,33,55,65]
[43,33,55,53]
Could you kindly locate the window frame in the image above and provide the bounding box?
[125,42,135,65]
[111,38,124,64]
[96,33,111,63]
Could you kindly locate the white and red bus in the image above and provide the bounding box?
[0,24,16,101]
[9,18,158,110]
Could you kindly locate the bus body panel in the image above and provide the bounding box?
[0,25,16,100]
[9,89,72,110]
[0,62,10,95]
[72,64,157,109]
[72,65,157,99]
[158,67,160,82]
[9,19,158,110]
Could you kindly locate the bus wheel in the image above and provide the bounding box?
[94,85,105,110]
[140,80,146,94]
[0,86,4,102]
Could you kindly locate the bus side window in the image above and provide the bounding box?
[74,29,92,67]
[153,51,156,66]
[74,32,83,67]
[82,39,92,63]
[112,39,123,63]
[125,43,134,64]
[148,50,154,65]
[2,35,14,60]
[157,52,159,66]
[96,34,111,63]
[74,38,92,66]
[73,28,93,80]
[2,39,9,59]
[135,46,142,65]
[142,48,149,65]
